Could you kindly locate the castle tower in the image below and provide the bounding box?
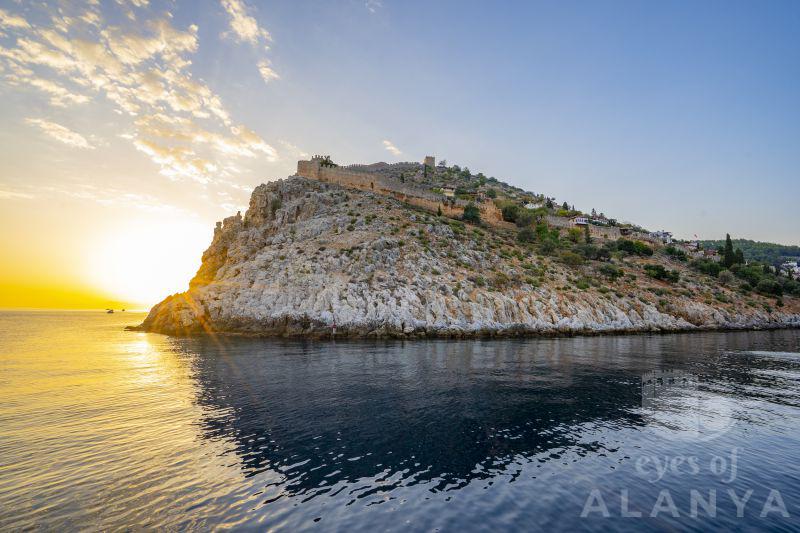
[423,155,435,168]
[297,157,321,179]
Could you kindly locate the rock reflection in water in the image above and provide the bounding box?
[181,333,791,504]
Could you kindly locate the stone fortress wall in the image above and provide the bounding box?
[296,156,620,238]
[297,158,442,203]
[297,156,513,227]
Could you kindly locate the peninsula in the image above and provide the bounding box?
[135,156,800,337]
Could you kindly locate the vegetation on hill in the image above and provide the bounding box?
[699,239,800,266]
[325,157,800,307]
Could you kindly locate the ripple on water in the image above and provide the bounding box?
[1,312,799,530]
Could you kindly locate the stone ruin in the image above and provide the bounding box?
[295,156,508,227]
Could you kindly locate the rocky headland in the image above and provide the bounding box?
[135,160,800,338]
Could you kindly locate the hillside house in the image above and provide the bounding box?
[572,216,589,226]
[651,230,673,244]
[781,261,800,276]
[442,186,455,198]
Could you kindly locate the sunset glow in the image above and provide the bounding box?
[85,218,210,307]
[1,0,798,310]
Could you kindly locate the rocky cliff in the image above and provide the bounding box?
[135,175,800,338]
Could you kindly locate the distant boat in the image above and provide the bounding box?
[106,309,114,314]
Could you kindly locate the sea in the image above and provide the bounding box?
[1,310,799,531]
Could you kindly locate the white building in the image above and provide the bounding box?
[650,230,673,244]
[781,261,799,276]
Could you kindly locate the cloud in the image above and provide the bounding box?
[257,60,279,84]
[0,3,278,185]
[133,138,216,184]
[278,140,308,160]
[135,114,277,160]
[220,0,271,48]
[0,8,30,29]
[382,140,402,156]
[25,118,94,149]
[365,0,383,13]
[12,75,89,107]
[36,182,190,215]
[0,189,34,200]
[101,19,198,66]
[219,1,279,85]
[115,0,150,7]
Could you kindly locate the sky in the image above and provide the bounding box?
[0,0,798,309]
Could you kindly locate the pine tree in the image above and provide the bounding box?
[723,234,735,267]
[734,248,745,265]
[584,224,592,243]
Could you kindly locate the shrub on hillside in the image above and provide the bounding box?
[501,204,520,223]
[756,278,783,296]
[717,270,735,286]
[462,203,481,224]
[492,272,511,290]
[517,227,536,243]
[567,228,583,243]
[691,258,724,277]
[618,239,654,256]
[664,245,687,261]
[644,264,680,282]
[514,210,537,228]
[598,264,624,280]
[560,251,584,267]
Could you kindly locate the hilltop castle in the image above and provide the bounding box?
[295,155,507,225]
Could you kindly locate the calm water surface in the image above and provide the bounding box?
[1,310,799,531]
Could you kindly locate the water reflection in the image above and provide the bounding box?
[178,331,800,506]
[2,312,798,531]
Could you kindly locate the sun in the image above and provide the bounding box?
[86,217,211,307]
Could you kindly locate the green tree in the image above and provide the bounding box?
[567,227,582,243]
[718,270,735,286]
[515,210,536,228]
[501,204,520,223]
[560,251,584,266]
[723,233,735,267]
[486,188,497,199]
[734,248,745,265]
[462,203,481,224]
[599,264,624,280]
[645,264,680,282]
[517,227,536,243]
[437,205,442,217]
[584,224,592,244]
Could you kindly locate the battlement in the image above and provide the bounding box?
[297,157,439,200]
[295,156,513,229]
